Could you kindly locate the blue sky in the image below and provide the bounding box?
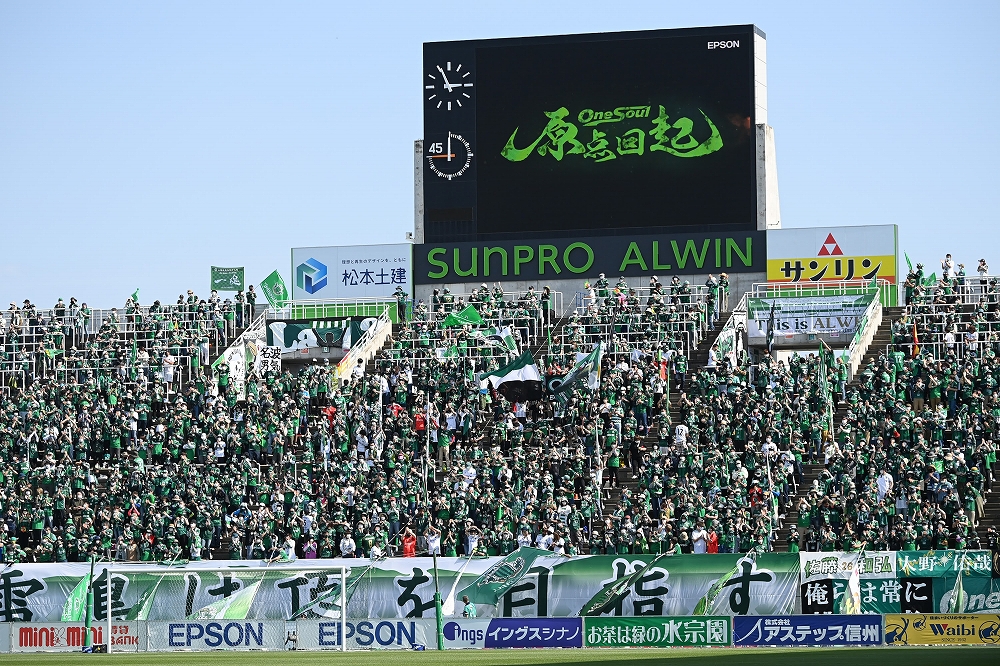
[1,1,997,307]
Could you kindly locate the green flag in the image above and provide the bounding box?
[131,288,139,303]
[470,327,519,354]
[290,565,371,620]
[188,579,264,620]
[435,345,460,360]
[948,553,967,613]
[922,272,937,286]
[580,553,670,616]
[211,266,245,292]
[60,576,89,622]
[904,252,913,273]
[457,547,550,606]
[130,338,139,382]
[259,270,289,308]
[692,557,745,616]
[443,305,483,328]
[550,342,603,398]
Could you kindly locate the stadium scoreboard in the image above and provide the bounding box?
[422,25,761,244]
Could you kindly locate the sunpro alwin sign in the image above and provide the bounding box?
[414,231,765,284]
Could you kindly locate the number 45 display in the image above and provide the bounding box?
[426,131,474,180]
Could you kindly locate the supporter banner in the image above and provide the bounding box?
[414,231,766,284]
[254,346,282,375]
[950,578,1000,614]
[441,618,583,649]
[11,622,141,652]
[800,551,896,582]
[884,613,1000,646]
[897,550,993,578]
[766,225,898,284]
[746,295,873,340]
[266,319,372,355]
[733,615,882,646]
[146,620,285,651]
[800,551,899,613]
[292,244,411,300]
[900,577,935,614]
[296,619,435,650]
[584,616,730,647]
[0,556,796,622]
[210,266,245,292]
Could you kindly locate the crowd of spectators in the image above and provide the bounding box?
[0,260,996,564]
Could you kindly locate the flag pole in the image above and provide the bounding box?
[84,556,94,648]
[433,553,444,650]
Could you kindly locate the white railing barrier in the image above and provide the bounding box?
[336,307,394,383]
[845,294,883,382]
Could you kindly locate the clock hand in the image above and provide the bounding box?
[430,154,457,159]
[447,134,452,162]
[437,65,454,92]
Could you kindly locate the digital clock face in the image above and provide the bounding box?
[426,131,474,180]
[425,61,474,111]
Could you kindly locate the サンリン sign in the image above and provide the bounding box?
[766,225,898,284]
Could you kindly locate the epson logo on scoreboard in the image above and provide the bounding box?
[708,40,741,49]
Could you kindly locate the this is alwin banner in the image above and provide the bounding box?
[414,231,765,284]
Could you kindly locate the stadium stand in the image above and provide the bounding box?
[0,267,996,565]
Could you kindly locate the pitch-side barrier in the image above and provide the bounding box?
[5,613,1000,651]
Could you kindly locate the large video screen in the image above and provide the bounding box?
[422,26,759,241]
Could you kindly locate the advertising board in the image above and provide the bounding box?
[440,618,583,649]
[296,619,434,650]
[884,614,1000,645]
[423,26,760,242]
[145,620,285,651]
[11,622,140,653]
[584,616,730,647]
[290,244,411,300]
[733,615,882,646]
[414,230,764,284]
[765,225,898,285]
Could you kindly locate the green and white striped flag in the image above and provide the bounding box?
[948,553,967,613]
[187,579,264,620]
[60,576,89,622]
[551,342,603,397]
[478,351,543,402]
[470,327,519,355]
[458,547,550,607]
[290,565,371,620]
[692,556,744,616]
[435,345,461,360]
[580,553,669,616]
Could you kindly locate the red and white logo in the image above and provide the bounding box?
[817,233,843,256]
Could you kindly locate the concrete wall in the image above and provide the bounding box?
[414,271,765,316]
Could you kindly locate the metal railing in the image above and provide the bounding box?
[904,273,1000,307]
[268,297,401,322]
[753,278,895,306]
[844,292,883,381]
[336,306,394,382]
[426,289,565,318]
